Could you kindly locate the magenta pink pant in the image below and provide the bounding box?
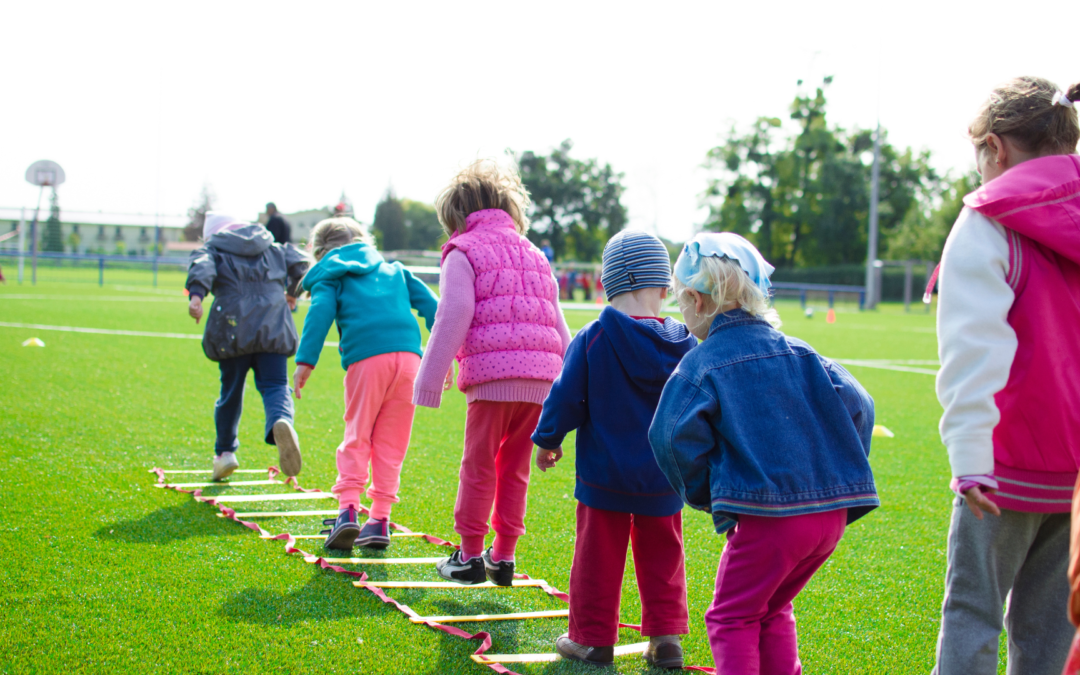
[707,509,847,675]
[569,502,689,646]
[332,352,420,520]
[454,400,541,559]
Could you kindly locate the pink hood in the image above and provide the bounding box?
[964,154,1080,511]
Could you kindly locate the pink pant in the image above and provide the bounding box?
[454,400,541,559]
[332,352,420,520]
[569,502,689,646]
[707,509,847,675]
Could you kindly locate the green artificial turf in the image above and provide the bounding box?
[0,275,994,673]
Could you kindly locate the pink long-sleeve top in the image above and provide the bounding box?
[413,249,572,408]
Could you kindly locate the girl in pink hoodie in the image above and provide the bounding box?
[414,160,571,586]
[933,77,1080,675]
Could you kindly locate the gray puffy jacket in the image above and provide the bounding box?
[185,224,309,361]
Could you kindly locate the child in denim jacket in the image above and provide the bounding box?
[649,233,879,675]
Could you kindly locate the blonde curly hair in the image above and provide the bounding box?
[435,159,532,236]
[672,255,781,328]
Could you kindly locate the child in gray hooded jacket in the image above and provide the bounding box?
[186,212,309,480]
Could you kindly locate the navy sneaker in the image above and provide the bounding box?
[435,550,486,585]
[482,547,515,587]
[321,506,361,550]
[356,518,391,550]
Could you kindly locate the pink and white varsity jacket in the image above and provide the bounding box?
[937,154,1080,513]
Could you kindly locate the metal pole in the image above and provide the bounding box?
[99,256,104,287]
[30,186,44,285]
[153,226,160,287]
[903,261,913,312]
[17,208,26,283]
[864,122,882,309]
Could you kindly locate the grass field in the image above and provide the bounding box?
[0,272,974,674]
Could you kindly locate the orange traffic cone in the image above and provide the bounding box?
[826,308,836,324]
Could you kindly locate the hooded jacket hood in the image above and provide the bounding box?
[302,242,384,289]
[964,154,1080,264]
[207,223,274,257]
[597,306,696,395]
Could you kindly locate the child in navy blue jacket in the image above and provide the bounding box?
[532,231,696,670]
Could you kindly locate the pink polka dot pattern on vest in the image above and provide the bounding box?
[441,209,563,389]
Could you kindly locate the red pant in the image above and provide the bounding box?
[454,400,541,558]
[706,510,847,675]
[568,502,689,646]
[332,352,420,520]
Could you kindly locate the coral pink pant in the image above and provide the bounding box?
[707,509,847,675]
[332,352,420,520]
[568,502,689,646]
[454,400,541,559]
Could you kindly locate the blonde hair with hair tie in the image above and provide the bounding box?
[672,255,781,329]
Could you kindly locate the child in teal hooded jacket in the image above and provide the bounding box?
[292,217,438,551]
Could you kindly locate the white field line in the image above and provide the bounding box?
[0,321,339,347]
[834,359,938,376]
[0,294,187,302]
[2,321,937,376]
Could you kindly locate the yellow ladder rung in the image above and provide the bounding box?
[157,480,284,488]
[219,510,339,518]
[354,579,548,589]
[309,556,444,565]
[199,492,335,503]
[412,609,569,623]
[472,641,648,665]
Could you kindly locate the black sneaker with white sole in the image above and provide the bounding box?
[482,547,515,587]
[321,506,361,550]
[435,550,486,585]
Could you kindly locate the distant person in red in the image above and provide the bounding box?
[265,202,291,245]
[581,272,593,301]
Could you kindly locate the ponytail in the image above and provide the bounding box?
[969,76,1079,156]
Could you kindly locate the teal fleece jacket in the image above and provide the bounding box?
[295,243,438,370]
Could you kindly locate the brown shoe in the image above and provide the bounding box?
[555,634,614,667]
[643,636,683,669]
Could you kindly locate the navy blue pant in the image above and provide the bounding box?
[215,353,294,455]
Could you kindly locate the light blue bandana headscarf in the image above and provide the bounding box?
[674,232,775,295]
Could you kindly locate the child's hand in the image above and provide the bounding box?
[293,364,313,399]
[286,295,297,311]
[188,296,203,324]
[535,446,563,472]
[962,485,1001,520]
[443,365,455,391]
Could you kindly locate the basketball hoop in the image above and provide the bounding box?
[25,160,66,187]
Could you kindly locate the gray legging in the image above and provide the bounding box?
[933,498,1071,675]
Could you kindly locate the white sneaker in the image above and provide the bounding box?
[272,419,302,477]
[212,451,239,481]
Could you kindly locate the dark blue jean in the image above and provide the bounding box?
[215,353,294,455]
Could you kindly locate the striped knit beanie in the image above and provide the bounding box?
[601,230,672,300]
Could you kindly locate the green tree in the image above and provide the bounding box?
[884,172,978,262]
[402,199,444,251]
[373,188,407,251]
[66,230,81,253]
[517,140,627,262]
[184,185,215,242]
[702,82,943,267]
[42,188,63,252]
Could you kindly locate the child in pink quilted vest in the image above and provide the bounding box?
[934,76,1080,675]
[414,159,571,586]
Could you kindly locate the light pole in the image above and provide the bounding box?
[864,122,882,309]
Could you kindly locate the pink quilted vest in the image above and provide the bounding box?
[441,209,563,389]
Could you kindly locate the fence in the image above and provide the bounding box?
[0,250,189,287]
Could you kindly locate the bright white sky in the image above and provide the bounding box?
[2,0,1075,242]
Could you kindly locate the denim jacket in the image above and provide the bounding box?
[648,310,879,533]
